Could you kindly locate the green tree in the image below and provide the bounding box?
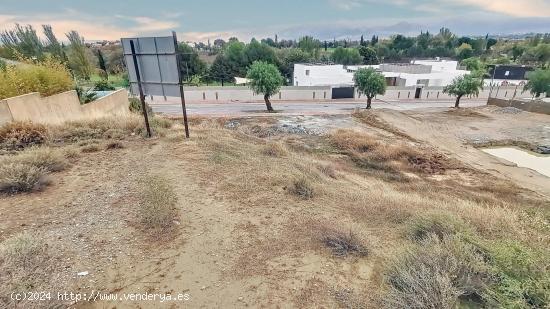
[443,75,482,108]
[42,25,64,61]
[524,69,550,98]
[457,43,474,60]
[209,54,233,86]
[358,46,379,65]
[354,68,386,109]
[178,43,207,81]
[246,61,284,112]
[279,49,311,82]
[486,38,498,51]
[96,49,108,79]
[331,47,362,65]
[66,30,93,80]
[245,39,277,65]
[460,57,485,71]
[0,24,44,59]
[224,41,248,77]
[511,44,526,61]
[298,36,321,58]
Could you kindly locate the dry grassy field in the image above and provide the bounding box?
[0,108,548,308]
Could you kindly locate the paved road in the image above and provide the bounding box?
[151,99,487,117]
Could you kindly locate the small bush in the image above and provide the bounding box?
[0,233,54,307]
[262,142,288,157]
[485,241,550,308]
[407,213,467,242]
[0,122,47,150]
[150,117,172,129]
[94,80,115,91]
[383,235,490,309]
[0,56,73,100]
[0,163,50,193]
[322,230,368,258]
[12,147,68,172]
[288,177,314,200]
[329,129,378,152]
[317,164,337,179]
[51,116,143,142]
[138,175,178,231]
[62,147,80,159]
[129,97,153,115]
[106,141,124,150]
[81,144,100,153]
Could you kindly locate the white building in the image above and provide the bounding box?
[293,59,470,88]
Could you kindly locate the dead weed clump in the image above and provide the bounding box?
[0,121,47,151]
[382,235,489,309]
[317,163,338,179]
[288,177,315,200]
[262,141,289,157]
[138,175,179,232]
[321,229,368,258]
[0,233,55,308]
[0,147,67,193]
[406,213,469,242]
[0,163,50,193]
[105,141,124,150]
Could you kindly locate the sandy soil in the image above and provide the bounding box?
[1,106,548,308]
[373,106,550,197]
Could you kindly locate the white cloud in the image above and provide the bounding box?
[328,0,362,10]
[449,0,550,17]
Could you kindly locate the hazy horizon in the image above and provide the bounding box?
[1,0,549,43]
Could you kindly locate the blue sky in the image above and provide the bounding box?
[1,0,549,42]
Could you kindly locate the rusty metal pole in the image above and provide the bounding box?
[129,40,152,138]
[172,31,190,138]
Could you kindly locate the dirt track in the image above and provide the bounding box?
[373,106,550,197]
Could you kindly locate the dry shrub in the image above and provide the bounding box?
[138,175,178,231]
[406,213,469,242]
[262,141,288,157]
[383,235,489,309]
[0,147,67,193]
[321,229,368,258]
[317,163,338,179]
[81,144,101,153]
[329,129,379,152]
[0,121,47,150]
[0,163,50,193]
[11,147,68,172]
[106,141,124,150]
[50,116,143,142]
[62,146,80,159]
[288,177,315,200]
[0,233,55,308]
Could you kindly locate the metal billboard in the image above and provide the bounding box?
[121,36,180,98]
[121,32,189,138]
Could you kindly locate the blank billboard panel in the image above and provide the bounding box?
[122,36,180,97]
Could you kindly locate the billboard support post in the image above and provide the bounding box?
[129,40,152,138]
[172,31,190,138]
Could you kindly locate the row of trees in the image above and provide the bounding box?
[0,24,124,82]
[181,29,549,86]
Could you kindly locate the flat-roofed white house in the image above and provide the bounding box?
[293,59,470,88]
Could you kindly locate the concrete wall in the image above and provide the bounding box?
[367,86,520,101]
[488,98,550,115]
[0,89,130,125]
[166,86,332,103]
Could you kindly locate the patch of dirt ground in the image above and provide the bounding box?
[1,110,549,308]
